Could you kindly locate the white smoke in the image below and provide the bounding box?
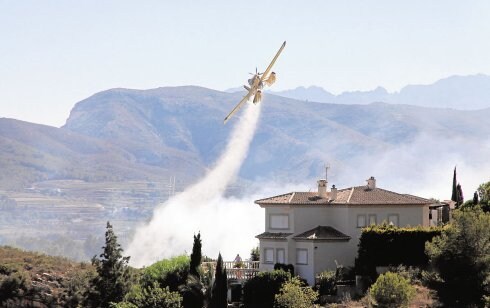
[127,103,263,267]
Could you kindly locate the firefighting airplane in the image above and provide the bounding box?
[223,41,286,124]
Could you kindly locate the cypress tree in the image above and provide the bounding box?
[457,183,464,206]
[474,191,479,205]
[210,253,228,308]
[190,232,202,278]
[86,221,132,307]
[451,167,458,203]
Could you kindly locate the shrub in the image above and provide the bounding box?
[274,276,318,308]
[118,282,182,308]
[273,263,294,276]
[178,274,204,308]
[389,265,421,284]
[369,272,415,308]
[0,271,30,304]
[141,255,190,292]
[243,270,291,308]
[316,270,336,296]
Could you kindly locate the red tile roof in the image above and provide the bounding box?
[255,186,431,206]
[293,226,351,241]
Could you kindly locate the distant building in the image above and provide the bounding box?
[254,176,436,285]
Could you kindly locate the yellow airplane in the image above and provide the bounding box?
[224,41,286,124]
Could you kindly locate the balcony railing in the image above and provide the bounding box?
[201,261,260,281]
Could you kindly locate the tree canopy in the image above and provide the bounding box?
[426,209,490,306]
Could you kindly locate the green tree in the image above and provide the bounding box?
[369,272,415,307]
[426,209,490,306]
[140,255,189,292]
[189,232,202,278]
[274,276,318,308]
[86,222,132,307]
[209,253,227,308]
[478,181,490,203]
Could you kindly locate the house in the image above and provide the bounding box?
[254,176,435,285]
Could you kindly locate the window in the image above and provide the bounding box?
[277,249,285,264]
[270,214,289,229]
[296,249,308,265]
[388,214,399,227]
[264,248,274,263]
[368,214,377,225]
[357,214,367,228]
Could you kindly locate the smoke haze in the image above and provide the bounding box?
[127,103,263,267]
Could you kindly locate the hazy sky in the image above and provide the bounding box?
[1,1,490,127]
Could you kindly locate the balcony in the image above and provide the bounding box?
[201,261,260,281]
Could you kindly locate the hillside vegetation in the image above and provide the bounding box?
[0,246,95,307]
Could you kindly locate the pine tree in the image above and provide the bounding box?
[86,221,132,307]
[209,253,228,308]
[190,232,202,278]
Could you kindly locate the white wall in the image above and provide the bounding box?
[294,241,315,285]
[265,206,294,233]
[313,241,352,278]
[258,239,289,271]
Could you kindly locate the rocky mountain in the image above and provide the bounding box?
[1,85,489,191]
[272,74,490,110]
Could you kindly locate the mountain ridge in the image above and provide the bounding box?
[256,74,490,110]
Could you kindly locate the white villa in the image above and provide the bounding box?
[255,176,435,285]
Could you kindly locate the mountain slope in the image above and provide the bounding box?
[1,85,489,190]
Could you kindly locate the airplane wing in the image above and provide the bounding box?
[223,89,254,124]
[260,41,286,83]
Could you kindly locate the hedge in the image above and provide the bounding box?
[356,224,445,276]
[242,270,291,308]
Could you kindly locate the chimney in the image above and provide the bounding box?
[367,176,376,190]
[317,179,327,198]
[330,184,337,201]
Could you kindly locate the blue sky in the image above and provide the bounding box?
[1,1,490,126]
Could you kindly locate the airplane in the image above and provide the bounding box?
[224,41,286,124]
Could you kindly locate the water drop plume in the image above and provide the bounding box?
[127,103,262,267]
